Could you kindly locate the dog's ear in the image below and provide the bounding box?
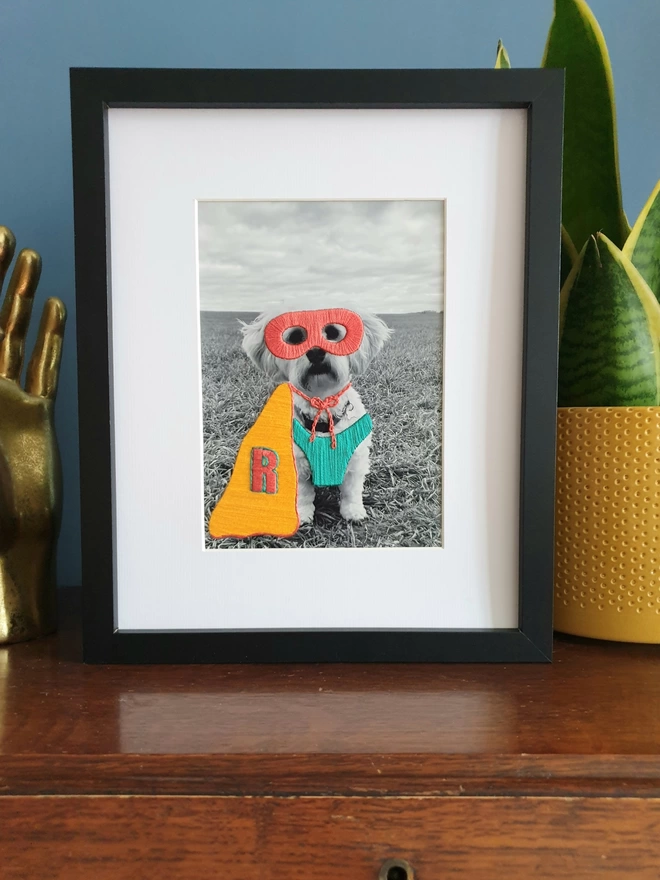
[240,313,280,377]
[349,312,393,375]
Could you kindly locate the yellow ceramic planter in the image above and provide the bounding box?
[555,406,660,643]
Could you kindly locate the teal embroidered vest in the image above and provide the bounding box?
[292,414,373,487]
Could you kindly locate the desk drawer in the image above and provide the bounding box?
[2,795,659,879]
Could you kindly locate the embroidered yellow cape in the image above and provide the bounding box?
[208,384,299,539]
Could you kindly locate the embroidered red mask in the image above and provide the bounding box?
[264,308,364,360]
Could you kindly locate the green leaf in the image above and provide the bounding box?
[623,180,660,304]
[560,224,579,288]
[558,234,660,406]
[542,0,630,250]
[559,238,585,339]
[495,40,511,69]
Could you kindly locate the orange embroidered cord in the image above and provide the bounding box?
[290,382,351,449]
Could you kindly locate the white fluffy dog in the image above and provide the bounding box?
[241,309,392,524]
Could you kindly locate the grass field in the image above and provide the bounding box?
[201,311,443,548]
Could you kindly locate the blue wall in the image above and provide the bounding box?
[1,0,659,586]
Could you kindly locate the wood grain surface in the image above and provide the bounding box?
[2,795,660,880]
[1,589,660,796]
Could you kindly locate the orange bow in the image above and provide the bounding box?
[290,383,352,449]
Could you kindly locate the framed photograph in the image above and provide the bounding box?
[71,68,563,663]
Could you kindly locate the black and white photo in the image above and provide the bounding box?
[198,200,445,549]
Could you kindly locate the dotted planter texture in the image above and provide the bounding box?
[555,407,660,643]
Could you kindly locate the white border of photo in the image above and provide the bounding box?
[106,107,526,631]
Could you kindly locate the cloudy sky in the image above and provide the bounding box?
[197,200,444,313]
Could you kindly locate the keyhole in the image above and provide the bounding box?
[378,858,414,880]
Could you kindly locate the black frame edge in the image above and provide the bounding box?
[518,70,564,662]
[70,69,116,663]
[70,68,564,664]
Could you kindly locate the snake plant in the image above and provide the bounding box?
[559,234,660,406]
[497,0,660,406]
[624,181,660,301]
[494,40,510,70]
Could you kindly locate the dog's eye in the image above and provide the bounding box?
[284,327,307,345]
[322,324,347,342]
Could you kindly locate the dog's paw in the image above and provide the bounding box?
[340,500,368,522]
[298,504,315,525]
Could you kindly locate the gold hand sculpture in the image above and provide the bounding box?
[0,227,66,644]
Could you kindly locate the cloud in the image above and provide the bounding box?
[198,200,444,313]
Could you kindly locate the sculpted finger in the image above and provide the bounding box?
[26,298,66,399]
[0,227,17,298]
[0,248,42,381]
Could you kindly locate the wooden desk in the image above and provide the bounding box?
[1,589,660,878]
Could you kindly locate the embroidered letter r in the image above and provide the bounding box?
[250,447,279,494]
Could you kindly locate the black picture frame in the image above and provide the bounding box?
[70,67,563,664]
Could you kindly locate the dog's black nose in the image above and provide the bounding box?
[306,347,326,364]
